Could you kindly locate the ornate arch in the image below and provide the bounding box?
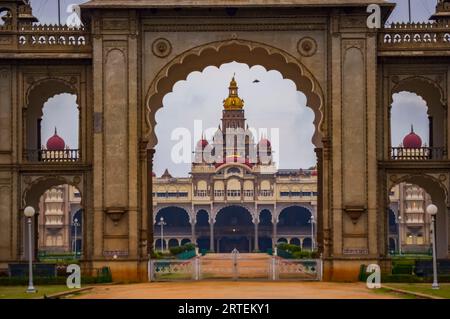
[25,77,79,109]
[276,203,314,220]
[153,204,193,224]
[212,203,256,223]
[387,173,449,204]
[22,175,83,209]
[145,38,325,148]
[391,75,446,111]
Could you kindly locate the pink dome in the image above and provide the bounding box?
[46,128,65,150]
[258,138,271,147]
[197,138,209,149]
[403,126,422,148]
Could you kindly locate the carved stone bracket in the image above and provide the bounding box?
[105,207,127,226]
[344,206,367,225]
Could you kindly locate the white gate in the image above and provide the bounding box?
[148,253,322,281]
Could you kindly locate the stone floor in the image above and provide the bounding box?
[76,281,399,299]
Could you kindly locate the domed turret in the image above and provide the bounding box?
[402,125,422,149]
[223,75,244,110]
[197,138,209,149]
[46,128,66,150]
[258,138,271,148]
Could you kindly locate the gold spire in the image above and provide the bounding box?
[223,75,244,110]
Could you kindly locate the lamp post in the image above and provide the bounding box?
[426,204,439,290]
[309,215,315,251]
[72,217,80,258]
[24,206,36,293]
[397,215,402,255]
[157,217,167,252]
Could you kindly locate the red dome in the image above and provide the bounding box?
[403,126,422,148]
[258,138,271,147]
[311,170,318,176]
[197,138,209,149]
[46,129,65,150]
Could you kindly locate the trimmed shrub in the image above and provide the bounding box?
[169,243,196,256]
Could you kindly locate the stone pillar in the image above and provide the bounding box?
[272,220,277,247]
[209,220,214,252]
[191,221,196,245]
[147,149,155,255]
[254,222,259,252]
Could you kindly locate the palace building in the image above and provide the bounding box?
[152,78,318,253]
[2,0,450,281]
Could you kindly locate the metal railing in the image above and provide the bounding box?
[24,149,80,163]
[390,147,445,160]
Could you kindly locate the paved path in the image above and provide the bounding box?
[77,281,398,299]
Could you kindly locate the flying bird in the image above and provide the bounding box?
[253,79,260,83]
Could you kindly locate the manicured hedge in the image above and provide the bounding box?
[169,243,196,256]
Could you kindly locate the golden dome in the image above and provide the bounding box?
[223,75,244,110]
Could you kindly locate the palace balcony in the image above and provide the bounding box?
[0,24,92,58]
[379,22,450,56]
[390,147,445,161]
[24,149,80,163]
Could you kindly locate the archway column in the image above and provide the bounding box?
[254,221,259,252]
[209,220,215,252]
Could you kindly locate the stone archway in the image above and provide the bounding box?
[144,39,325,149]
[390,76,447,150]
[24,78,79,154]
[387,174,449,258]
[21,175,85,260]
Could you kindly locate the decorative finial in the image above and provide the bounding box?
[54,127,57,135]
[411,124,414,133]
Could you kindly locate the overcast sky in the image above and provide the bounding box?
[31,0,437,176]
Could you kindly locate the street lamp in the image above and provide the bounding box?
[309,215,315,251]
[397,215,402,255]
[426,204,439,290]
[24,206,36,293]
[157,217,167,252]
[72,217,80,258]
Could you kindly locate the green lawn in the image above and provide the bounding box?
[386,283,450,299]
[370,287,417,299]
[0,285,70,299]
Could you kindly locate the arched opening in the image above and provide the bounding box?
[146,40,324,149]
[180,238,191,246]
[154,207,191,247]
[215,206,253,253]
[148,40,324,257]
[277,238,288,244]
[390,77,446,160]
[155,239,167,251]
[258,209,273,252]
[22,178,84,261]
[25,79,80,162]
[290,238,301,246]
[388,176,448,258]
[302,237,312,251]
[168,238,179,248]
[277,206,313,247]
[195,210,210,252]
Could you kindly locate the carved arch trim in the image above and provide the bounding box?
[144,38,325,148]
